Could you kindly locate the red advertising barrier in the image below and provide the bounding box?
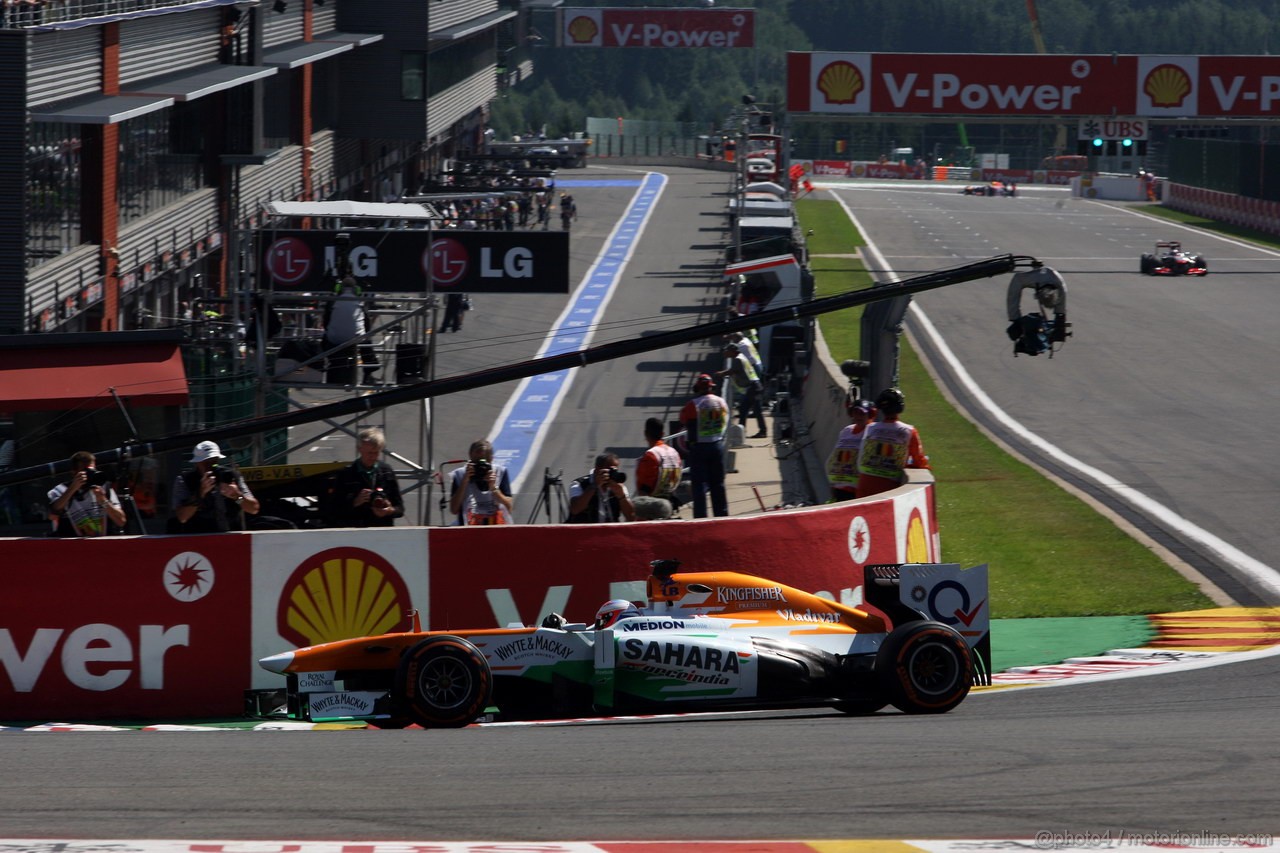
[1166,183,1280,236]
[427,495,936,630]
[0,536,251,719]
[788,52,1280,118]
[810,160,851,178]
[2,484,937,719]
[561,8,754,49]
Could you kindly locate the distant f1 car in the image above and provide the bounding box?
[252,559,991,728]
[1140,241,1207,276]
[961,181,1016,197]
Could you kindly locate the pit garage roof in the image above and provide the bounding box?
[0,337,188,412]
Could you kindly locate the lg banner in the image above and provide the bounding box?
[258,230,570,294]
[560,7,754,48]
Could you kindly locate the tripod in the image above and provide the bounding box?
[526,468,568,524]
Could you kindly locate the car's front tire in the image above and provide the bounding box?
[395,636,493,728]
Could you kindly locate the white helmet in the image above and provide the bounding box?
[594,598,639,629]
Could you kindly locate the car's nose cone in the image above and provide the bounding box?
[259,651,295,673]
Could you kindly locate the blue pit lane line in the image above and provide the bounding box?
[489,171,667,494]
[556,179,646,187]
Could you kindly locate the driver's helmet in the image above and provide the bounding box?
[594,598,640,630]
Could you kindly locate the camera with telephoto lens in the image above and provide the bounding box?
[606,469,627,484]
[472,459,492,491]
[83,468,110,488]
[210,463,236,485]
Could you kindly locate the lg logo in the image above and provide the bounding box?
[424,238,537,286]
[323,244,378,276]
[264,238,313,285]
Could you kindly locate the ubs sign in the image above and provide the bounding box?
[258,229,570,294]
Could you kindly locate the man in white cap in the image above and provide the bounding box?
[170,440,259,533]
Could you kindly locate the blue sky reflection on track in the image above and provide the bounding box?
[488,172,664,494]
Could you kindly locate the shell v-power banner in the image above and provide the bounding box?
[788,53,1280,117]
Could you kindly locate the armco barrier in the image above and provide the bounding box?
[1,483,938,720]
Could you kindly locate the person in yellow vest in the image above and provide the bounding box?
[719,342,767,438]
[826,398,876,501]
[856,388,930,498]
[679,374,730,518]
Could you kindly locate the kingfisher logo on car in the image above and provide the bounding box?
[716,585,784,604]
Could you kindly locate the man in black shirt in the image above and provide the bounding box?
[322,427,405,527]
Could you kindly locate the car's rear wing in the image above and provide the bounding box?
[864,563,992,686]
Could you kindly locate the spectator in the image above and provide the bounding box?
[567,453,636,523]
[47,451,126,537]
[324,275,380,385]
[719,342,767,438]
[632,495,674,521]
[727,307,759,346]
[449,439,514,525]
[322,427,405,527]
[559,192,577,230]
[856,388,931,498]
[826,398,876,501]
[679,373,729,518]
[635,417,683,510]
[171,441,260,533]
[439,291,467,333]
[536,192,550,229]
[728,330,764,379]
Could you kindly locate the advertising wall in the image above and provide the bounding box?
[2,486,938,720]
[788,52,1280,118]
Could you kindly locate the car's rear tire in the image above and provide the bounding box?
[395,636,492,728]
[877,621,973,715]
[1140,254,1155,274]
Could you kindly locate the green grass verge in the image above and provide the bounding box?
[796,197,1214,618]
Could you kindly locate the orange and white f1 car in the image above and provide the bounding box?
[253,559,990,728]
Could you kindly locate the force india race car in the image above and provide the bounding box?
[252,559,991,727]
[1140,241,1208,276]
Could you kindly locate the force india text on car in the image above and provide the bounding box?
[252,559,991,728]
[1140,241,1208,276]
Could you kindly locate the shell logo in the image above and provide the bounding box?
[277,547,412,648]
[905,508,931,564]
[1144,63,1192,108]
[817,60,864,105]
[566,15,599,44]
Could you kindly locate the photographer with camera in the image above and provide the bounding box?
[567,452,636,524]
[448,439,513,525]
[47,451,126,537]
[322,427,405,528]
[171,441,259,533]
